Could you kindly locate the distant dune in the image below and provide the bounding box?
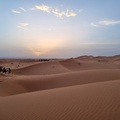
[0,55,120,120]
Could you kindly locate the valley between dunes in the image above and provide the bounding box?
[0,55,120,120]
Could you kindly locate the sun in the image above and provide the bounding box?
[25,35,66,57]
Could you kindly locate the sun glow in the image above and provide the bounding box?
[26,38,63,57]
[34,51,43,56]
[31,48,51,56]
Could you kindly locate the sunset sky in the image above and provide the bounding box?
[0,0,120,58]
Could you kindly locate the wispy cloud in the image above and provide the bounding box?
[12,9,21,14]
[12,7,26,14]
[52,9,76,18]
[98,20,120,26]
[17,23,29,30]
[12,4,80,19]
[35,4,77,18]
[19,7,26,12]
[52,10,65,18]
[35,4,51,13]
[91,19,120,27]
[66,9,76,17]
[30,7,36,11]
[91,22,99,27]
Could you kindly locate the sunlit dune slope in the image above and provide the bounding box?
[0,80,120,120]
[1,69,120,96]
[14,57,120,75]
[14,61,70,75]
[60,58,120,71]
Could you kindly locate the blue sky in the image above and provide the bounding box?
[0,0,120,58]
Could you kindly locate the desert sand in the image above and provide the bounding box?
[0,55,120,120]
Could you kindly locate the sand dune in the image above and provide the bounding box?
[60,58,120,71]
[14,58,120,75]
[14,61,70,75]
[0,55,120,120]
[1,69,120,96]
[0,59,40,69]
[0,80,120,120]
[0,77,26,96]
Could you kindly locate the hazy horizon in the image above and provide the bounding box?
[0,0,120,58]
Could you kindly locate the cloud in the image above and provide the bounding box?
[35,4,51,13]
[12,4,78,18]
[19,23,29,26]
[35,4,77,18]
[98,20,120,26]
[66,9,76,17]
[17,23,29,30]
[52,9,77,18]
[30,7,36,10]
[12,7,26,14]
[19,7,26,12]
[90,22,99,27]
[91,19,120,27]
[12,9,21,14]
[52,10,65,18]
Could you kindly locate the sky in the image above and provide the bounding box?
[0,0,120,58]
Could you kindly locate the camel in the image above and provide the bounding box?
[0,66,12,74]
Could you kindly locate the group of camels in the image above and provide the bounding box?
[0,66,12,74]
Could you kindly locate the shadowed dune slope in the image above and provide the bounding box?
[1,69,120,96]
[14,61,70,75]
[0,80,120,120]
[0,78,27,96]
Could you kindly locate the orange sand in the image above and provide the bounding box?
[0,55,120,120]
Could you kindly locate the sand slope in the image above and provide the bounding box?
[0,80,120,120]
[14,58,120,75]
[14,61,70,75]
[60,58,120,71]
[0,77,26,96]
[1,69,120,96]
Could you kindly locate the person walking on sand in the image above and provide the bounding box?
[12,70,14,76]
